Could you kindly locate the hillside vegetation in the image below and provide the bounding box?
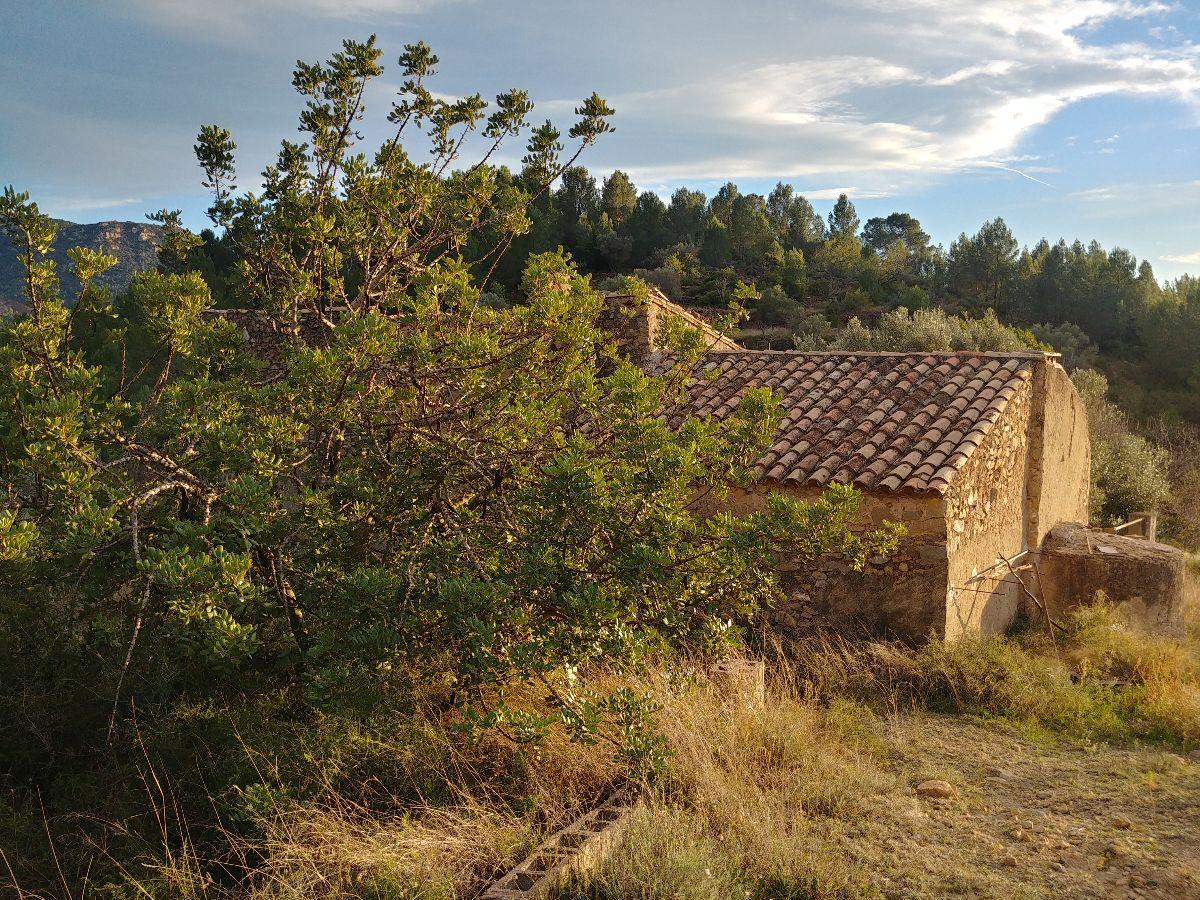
[2,34,1198,900]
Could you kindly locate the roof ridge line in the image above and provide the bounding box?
[697,348,1057,359]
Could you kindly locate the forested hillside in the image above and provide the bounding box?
[180,168,1200,543]
[186,168,1200,417]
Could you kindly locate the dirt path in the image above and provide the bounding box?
[845,714,1200,898]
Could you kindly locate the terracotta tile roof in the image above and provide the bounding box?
[655,350,1038,495]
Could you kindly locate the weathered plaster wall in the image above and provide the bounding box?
[944,376,1033,639]
[1026,359,1091,546]
[699,484,949,641]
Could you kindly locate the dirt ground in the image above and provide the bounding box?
[841,714,1200,899]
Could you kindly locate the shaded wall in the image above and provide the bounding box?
[701,484,949,642]
[944,377,1034,638]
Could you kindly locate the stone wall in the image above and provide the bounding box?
[944,375,1034,638]
[599,289,741,361]
[200,307,332,374]
[701,484,950,642]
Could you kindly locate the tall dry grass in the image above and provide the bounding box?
[570,588,1200,898]
[783,585,1200,744]
[67,682,621,900]
[565,663,891,899]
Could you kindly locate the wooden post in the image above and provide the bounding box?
[1131,511,1158,541]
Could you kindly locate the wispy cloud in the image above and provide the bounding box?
[976,162,1056,188]
[53,196,144,214]
[567,0,1199,192]
[1162,250,1200,264]
[122,0,463,40]
[1066,179,1200,214]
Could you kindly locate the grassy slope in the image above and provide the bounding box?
[6,598,1198,899]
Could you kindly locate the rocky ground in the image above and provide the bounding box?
[844,714,1200,899]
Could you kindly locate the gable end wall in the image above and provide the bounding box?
[1025,358,1091,546]
[944,375,1034,638]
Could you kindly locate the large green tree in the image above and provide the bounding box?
[0,37,889,773]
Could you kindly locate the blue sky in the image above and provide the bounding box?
[2,0,1199,278]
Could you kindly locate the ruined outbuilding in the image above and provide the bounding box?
[610,288,1184,641]
[212,287,1184,641]
[1038,522,1187,632]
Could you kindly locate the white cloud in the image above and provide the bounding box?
[1162,250,1200,263]
[92,0,1200,211]
[574,0,1200,192]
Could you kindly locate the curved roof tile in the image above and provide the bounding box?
[652,350,1035,495]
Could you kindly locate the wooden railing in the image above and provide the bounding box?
[1108,511,1158,541]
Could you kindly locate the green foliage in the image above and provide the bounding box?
[826,193,860,239]
[821,307,1040,353]
[1072,369,1171,523]
[0,39,895,818]
[1137,275,1200,388]
[1029,321,1098,372]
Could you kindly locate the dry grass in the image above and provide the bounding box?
[783,593,1200,745]
[566,594,1200,899]
[563,664,892,899]
[241,800,531,900]
[230,716,622,900]
[67,585,1200,899]
[78,685,620,900]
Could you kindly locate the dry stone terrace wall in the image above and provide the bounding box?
[944,376,1034,639]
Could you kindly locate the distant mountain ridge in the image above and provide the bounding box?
[0,219,164,311]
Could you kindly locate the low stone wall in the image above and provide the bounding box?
[1036,523,1186,631]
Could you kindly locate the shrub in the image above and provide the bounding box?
[1072,369,1171,523]
[823,307,1040,353]
[1029,322,1098,372]
[0,37,899,895]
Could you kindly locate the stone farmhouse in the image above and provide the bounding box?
[610,287,1185,641]
[213,287,1185,642]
